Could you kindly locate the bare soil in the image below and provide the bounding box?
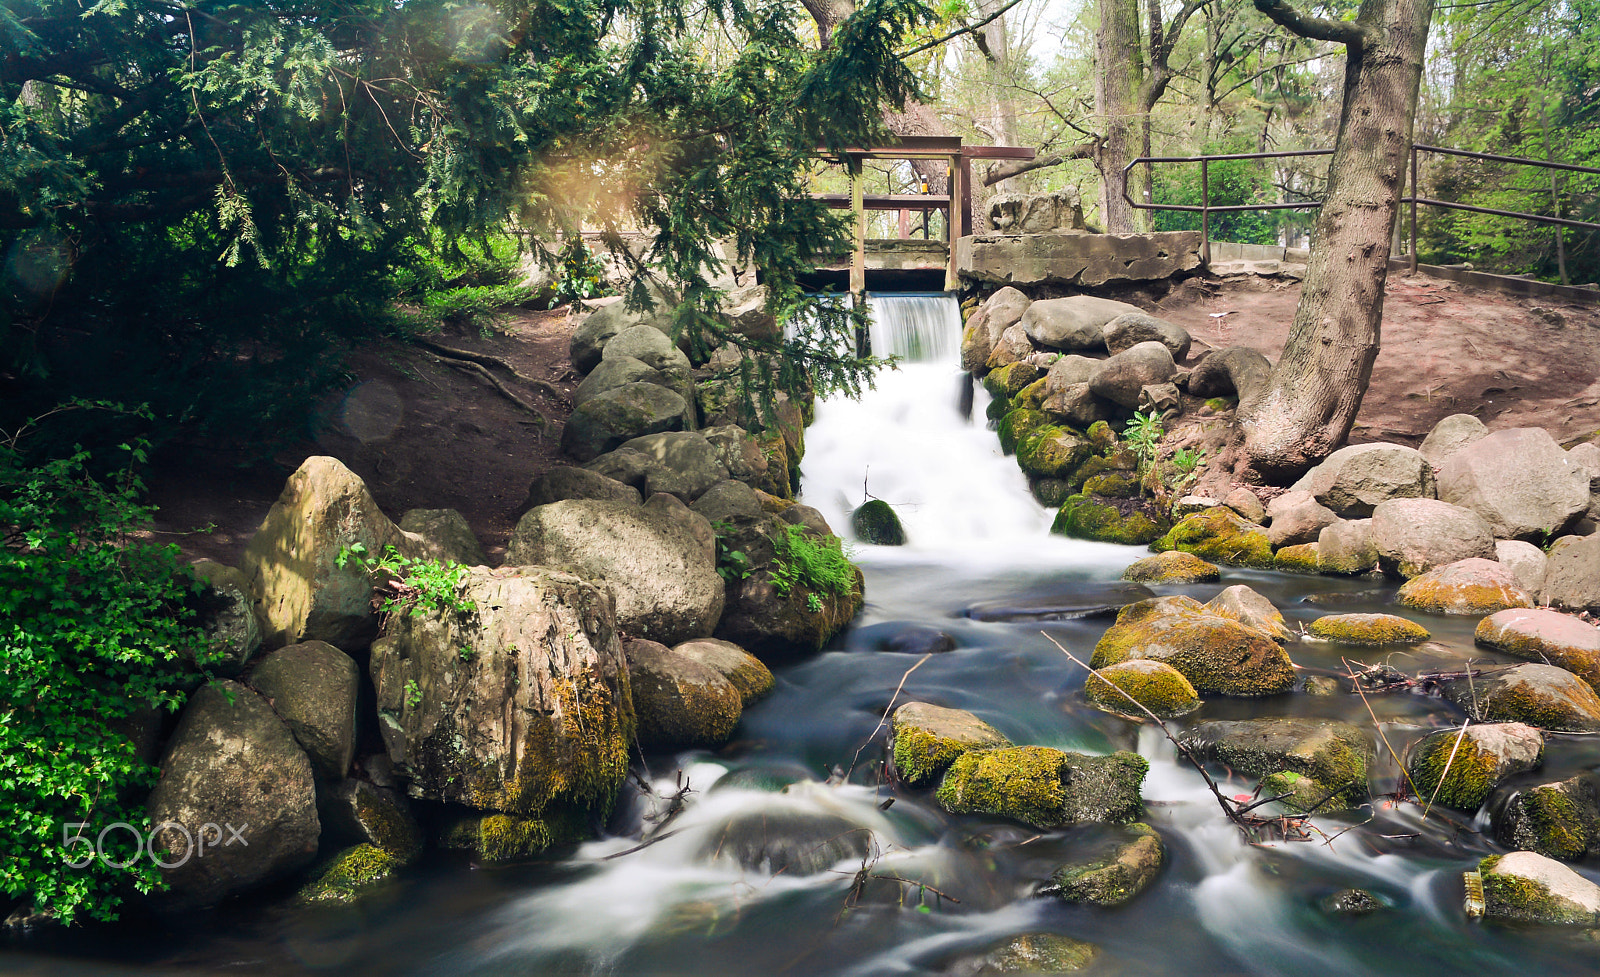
[144,273,1600,567]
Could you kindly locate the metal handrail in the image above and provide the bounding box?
[1120,145,1600,270]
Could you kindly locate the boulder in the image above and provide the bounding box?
[1289,443,1435,518]
[1041,381,1117,428]
[984,362,1044,402]
[1043,823,1165,906]
[1151,506,1273,569]
[1305,613,1429,645]
[715,528,864,661]
[1317,518,1379,575]
[296,844,403,905]
[1479,851,1600,924]
[1091,596,1297,696]
[996,407,1049,455]
[1442,663,1600,732]
[690,478,768,526]
[1052,495,1169,546]
[569,301,640,374]
[719,282,780,343]
[321,779,423,858]
[623,639,743,750]
[961,319,995,374]
[1044,353,1099,390]
[1186,346,1273,406]
[147,682,320,909]
[573,355,664,408]
[890,702,1012,788]
[935,746,1147,829]
[1476,608,1600,694]
[671,638,774,706]
[1418,413,1488,467]
[1369,498,1496,579]
[1406,722,1543,811]
[701,424,778,495]
[1087,341,1177,409]
[1204,585,1290,641]
[560,383,689,463]
[369,566,631,841]
[601,324,691,372]
[1494,539,1548,595]
[1020,296,1142,351]
[948,934,1098,975]
[522,465,642,513]
[1396,558,1534,615]
[248,641,359,781]
[1179,718,1371,810]
[190,560,261,676]
[1121,551,1220,584]
[507,498,723,645]
[701,807,873,876]
[241,456,419,649]
[613,431,730,501]
[977,285,1033,339]
[1494,773,1600,861]
[1084,659,1199,717]
[1102,312,1190,360]
[1435,427,1589,540]
[1017,426,1093,480]
[986,323,1036,369]
[1273,542,1320,574]
[1540,534,1600,612]
[1264,490,1338,548]
[398,508,487,566]
[1222,487,1265,524]
[851,499,907,545]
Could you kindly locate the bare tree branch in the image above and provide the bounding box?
[1252,0,1376,50]
[984,143,1097,186]
[899,0,1024,58]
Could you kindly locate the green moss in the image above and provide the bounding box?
[850,499,906,545]
[1515,785,1590,860]
[296,844,400,905]
[1151,507,1273,569]
[1046,824,1164,907]
[1478,855,1598,924]
[1121,551,1220,584]
[1085,660,1200,717]
[1183,719,1369,809]
[1471,675,1600,732]
[1082,472,1136,498]
[891,719,1011,789]
[984,362,1044,400]
[1408,735,1501,811]
[1260,770,1332,814]
[1205,397,1237,412]
[997,408,1049,455]
[1068,450,1137,491]
[1306,613,1430,645]
[935,746,1146,829]
[1017,426,1091,478]
[1015,377,1049,410]
[986,393,1012,422]
[1052,494,1168,545]
[1273,543,1321,574]
[1086,420,1117,452]
[350,784,423,860]
[975,934,1099,974]
[1397,570,1534,615]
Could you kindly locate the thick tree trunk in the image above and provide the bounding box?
[1094,0,1147,233]
[1236,0,1435,482]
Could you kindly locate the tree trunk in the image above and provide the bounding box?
[1094,0,1147,233]
[1236,0,1435,482]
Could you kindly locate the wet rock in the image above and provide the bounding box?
[1320,888,1384,915]
[671,637,774,707]
[778,502,835,538]
[1223,487,1266,524]
[1264,490,1338,548]
[1396,558,1534,615]
[1316,518,1379,575]
[1043,823,1165,906]
[248,640,359,781]
[1305,613,1430,645]
[1017,426,1093,480]
[147,681,320,909]
[1442,663,1600,733]
[1103,312,1191,359]
[1418,413,1488,467]
[1303,675,1343,695]
[1369,498,1496,579]
[1092,596,1297,696]
[507,498,723,645]
[1289,443,1435,518]
[320,779,423,858]
[561,383,689,463]
[996,407,1050,455]
[1495,539,1548,595]
[715,531,864,661]
[1088,341,1177,409]
[851,499,907,545]
[1475,608,1600,694]
[984,362,1044,401]
[1151,506,1273,569]
[1406,722,1543,811]
[1274,542,1321,573]
[522,465,643,512]
[295,844,402,905]
[702,807,873,876]
[1541,533,1600,613]
[369,567,631,839]
[443,811,591,861]
[1479,851,1600,924]
[1052,494,1169,545]
[964,582,1155,622]
[1180,718,1371,811]
[849,621,959,655]
[936,746,1147,829]
[947,933,1099,975]
[1080,471,1138,498]
[1020,295,1142,351]
[398,508,487,566]
[1204,584,1290,641]
[190,560,261,676]
[1187,346,1273,406]
[1435,427,1589,541]
[891,701,1012,788]
[625,638,743,750]
[1495,773,1600,861]
[1084,659,1200,717]
[1121,551,1220,584]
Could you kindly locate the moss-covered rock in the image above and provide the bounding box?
[296,845,401,905]
[1495,773,1600,861]
[1028,476,1076,508]
[850,499,906,546]
[1086,420,1117,452]
[1479,851,1600,924]
[935,746,1147,829]
[1044,823,1165,906]
[984,362,1044,401]
[1306,613,1430,645]
[986,392,1012,422]
[1395,558,1534,615]
[997,407,1050,455]
[1017,426,1093,479]
[1475,608,1600,695]
[959,934,1099,974]
[443,809,590,861]
[1085,660,1200,717]
[1091,596,1297,696]
[624,638,743,750]
[891,701,1012,788]
[1179,718,1371,811]
[1317,518,1379,575]
[1441,663,1600,733]
[1081,472,1137,497]
[1015,377,1049,410]
[1151,506,1273,569]
[1204,585,1290,642]
[322,779,423,860]
[1122,550,1220,584]
[1067,450,1138,491]
[1205,396,1237,412]
[1273,542,1321,574]
[1406,722,1544,811]
[1052,494,1169,545]
[671,637,774,706]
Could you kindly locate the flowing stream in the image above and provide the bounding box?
[11,294,1600,975]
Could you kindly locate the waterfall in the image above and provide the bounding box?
[862,291,962,362]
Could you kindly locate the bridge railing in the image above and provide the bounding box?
[1122,145,1600,271]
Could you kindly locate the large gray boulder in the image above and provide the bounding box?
[573,355,666,408]
[1435,427,1589,541]
[248,641,359,781]
[147,682,320,909]
[1418,413,1488,467]
[1187,346,1273,406]
[507,498,723,645]
[1542,534,1600,612]
[1443,663,1600,732]
[1317,518,1379,575]
[602,325,692,373]
[190,561,261,676]
[1020,296,1142,351]
[701,425,777,494]
[1289,442,1435,518]
[614,431,730,501]
[1042,381,1117,427]
[560,383,689,463]
[398,508,487,566]
[1264,490,1338,548]
[1102,312,1191,360]
[1087,341,1177,409]
[369,567,631,837]
[1369,497,1496,579]
[962,286,1031,372]
[521,466,642,513]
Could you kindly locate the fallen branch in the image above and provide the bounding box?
[844,653,933,780]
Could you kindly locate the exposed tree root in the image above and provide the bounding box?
[412,336,565,400]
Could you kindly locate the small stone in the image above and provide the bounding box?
[1223,487,1265,524]
[1044,823,1165,906]
[1305,613,1430,645]
[1321,888,1384,915]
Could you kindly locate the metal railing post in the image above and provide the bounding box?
[1410,144,1419,273]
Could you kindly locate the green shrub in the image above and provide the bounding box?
[0,435,215,923]
[770,523,857,599]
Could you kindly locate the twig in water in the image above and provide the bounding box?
[844,653,933,781]
[1420,719,1471,821]
[1343,657,1426,804]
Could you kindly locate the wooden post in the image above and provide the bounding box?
[945,155,963,292]
[898,208,909,239]
[850,157,868,356]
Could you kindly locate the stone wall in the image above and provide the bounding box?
[956,231,1203,288]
